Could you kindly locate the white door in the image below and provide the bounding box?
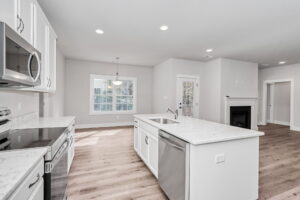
[267,83,274,123]
[176,76,199,118]
[0,0,18,31]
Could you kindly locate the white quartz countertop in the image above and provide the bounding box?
[134,114,264,145]
[0,148,47,200]
[12,116,75,130]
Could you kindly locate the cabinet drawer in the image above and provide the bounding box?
[9,159,44,200]
[139,121,158,138]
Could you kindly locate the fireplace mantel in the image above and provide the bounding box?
[224,96,258,130]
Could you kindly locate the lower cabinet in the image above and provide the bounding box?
[9,159,44,200]
[134,119,159,178]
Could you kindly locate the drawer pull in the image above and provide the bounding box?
[28,174,40,189]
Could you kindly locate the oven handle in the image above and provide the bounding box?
[45,140,69,173]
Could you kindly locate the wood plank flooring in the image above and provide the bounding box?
[66,126,167,200]
[67,124,300,200]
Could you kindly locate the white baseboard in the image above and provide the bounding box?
[273,120,290,126]
[76,121,133,129]
[291,126,300,132]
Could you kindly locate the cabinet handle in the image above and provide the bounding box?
[20,18,24,33]
[28,174,40,189]
[145,136,148,145]
[17,15,22,31]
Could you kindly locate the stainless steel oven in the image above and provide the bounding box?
[45,139,69,200]
[0,22,41,87]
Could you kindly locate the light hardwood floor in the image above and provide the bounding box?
[67,126,167,200]
[67,124,300,200]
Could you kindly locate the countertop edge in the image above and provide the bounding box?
[134,114,264,145]
[2,148,47,200]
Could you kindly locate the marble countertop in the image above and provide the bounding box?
[0,148,47,200]
[134,114,264,145]
[12,116,75,130]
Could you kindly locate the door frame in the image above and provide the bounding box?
[266,83,275,123]
[176,74,200,118]
[262,79,294,128]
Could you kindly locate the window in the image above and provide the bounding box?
[90,74,137,114]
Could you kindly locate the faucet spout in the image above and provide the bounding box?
[167,108,178,120]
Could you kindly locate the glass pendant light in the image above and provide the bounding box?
[112,57,122,86]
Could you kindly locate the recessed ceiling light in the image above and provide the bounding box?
[206,49,213,53]
[160,25,168,31]
[95,29,104,34]
[278,61,286,65]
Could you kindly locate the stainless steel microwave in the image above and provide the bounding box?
[0,22,41,87]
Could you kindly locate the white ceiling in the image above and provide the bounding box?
[38,0,300,67]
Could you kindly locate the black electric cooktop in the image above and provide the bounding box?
[2,127,67,150]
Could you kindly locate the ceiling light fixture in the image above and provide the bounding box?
[278,61,286,65]
[160,25,168,31]
[95,29,104,34]
[112,57,122,86]
[206,49,213,53]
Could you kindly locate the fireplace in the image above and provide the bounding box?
[230,106,251,129]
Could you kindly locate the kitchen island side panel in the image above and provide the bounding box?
[189,137,259,200]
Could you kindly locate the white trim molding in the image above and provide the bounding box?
[261,79,294,129]
[75,121,134,129]
[273,120,290,126]
[224,96,258,130]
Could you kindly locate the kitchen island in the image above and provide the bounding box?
[134,114,264,200]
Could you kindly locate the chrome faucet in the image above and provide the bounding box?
[167,108,178,120]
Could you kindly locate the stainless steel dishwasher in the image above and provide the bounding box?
[158,130,189,200]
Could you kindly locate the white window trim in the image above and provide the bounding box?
[89,74,137,115]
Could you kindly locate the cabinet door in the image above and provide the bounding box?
[48,27,57,92]
[28,179,44,200]
[0,0,18,31]
[148,134,158,177]
[34,3,49,91]
[134,125,139,153]
[18,0,34,44]
[140,129,149,163]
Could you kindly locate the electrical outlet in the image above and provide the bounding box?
[215,153,225,164]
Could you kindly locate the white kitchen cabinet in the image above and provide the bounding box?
[0,0,18,31]
[28,179,44,200]
[18,0,34,44]
[47,27,57,92]
[0,0,34,44]
[8,159,44,200]
[148,134,158,177]
[135,119,159,178]
[140,128,149,162]
[133,119,139,153]
[33,3,49,92]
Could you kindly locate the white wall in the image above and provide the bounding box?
[153,58,203,114]
[64,59,153,127]
[258,64,300,129]
[220,59,258,123]
[273,82,290,125]
[200,59,222,122]
[0,90,39,117]
[45,48,66,117]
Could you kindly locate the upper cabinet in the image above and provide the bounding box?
[0,0,57,93]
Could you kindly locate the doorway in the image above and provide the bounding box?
[176,75,199,118]
[262,79,294,128]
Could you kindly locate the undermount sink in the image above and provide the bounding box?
[150,118,179,124]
